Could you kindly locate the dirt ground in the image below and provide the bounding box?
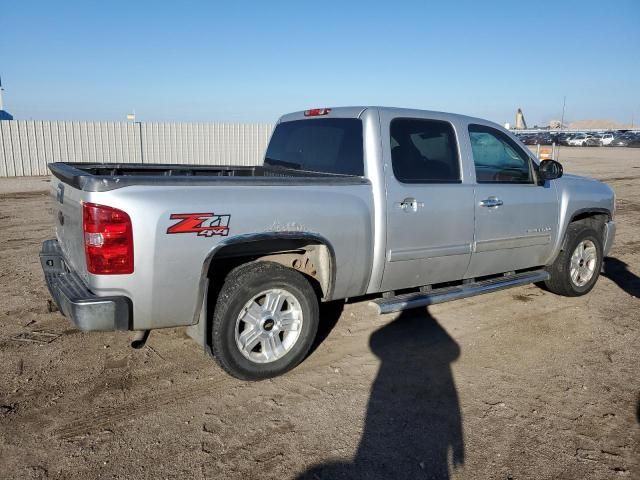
[0,148,638,480]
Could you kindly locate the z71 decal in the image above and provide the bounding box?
[167,213,231,237]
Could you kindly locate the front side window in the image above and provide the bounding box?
[390,118,461,183]
[468,124,534,183]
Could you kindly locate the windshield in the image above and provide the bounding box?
[265,118,364,176]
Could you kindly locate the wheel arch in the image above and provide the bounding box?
[569,207,611,224]
[191,232,336,328]
[559,208,610,253]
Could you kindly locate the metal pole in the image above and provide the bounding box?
[552,142,556,161]
[536,144,541,159]
[560,96,566,129]
[137,121,144,164]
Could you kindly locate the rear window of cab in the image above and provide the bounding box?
[264,118,364,176]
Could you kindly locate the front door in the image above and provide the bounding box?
[380,115,475,291]
[465,124,559,278]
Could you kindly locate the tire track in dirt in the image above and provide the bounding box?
[49,376,239,439]
[600,175,640,183]
[44,295,580,441]
[45,343,367,439]
[0,191,49,200]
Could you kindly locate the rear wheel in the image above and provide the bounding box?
[210,261,319,380]
[544,222,603,296]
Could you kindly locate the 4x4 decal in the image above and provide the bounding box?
[167,213,231,237]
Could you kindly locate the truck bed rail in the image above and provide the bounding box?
[49,162,370,192]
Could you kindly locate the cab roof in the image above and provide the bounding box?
[278,106,501,129]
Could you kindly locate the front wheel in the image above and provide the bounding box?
[210,261,319,380]
[544,222,603,297]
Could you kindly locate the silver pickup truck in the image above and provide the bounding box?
[40,107,616,380]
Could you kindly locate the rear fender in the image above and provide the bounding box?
[191,231,337,326]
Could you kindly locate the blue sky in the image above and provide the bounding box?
[2,0,639,125]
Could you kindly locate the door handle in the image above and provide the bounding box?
[480,196,503,208]
[396,197,424,212]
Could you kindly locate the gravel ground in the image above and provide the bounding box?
[0,147,638,480]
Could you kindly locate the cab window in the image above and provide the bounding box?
[390,118,461,183]
[468,124,534,184]
[265,118,364,176]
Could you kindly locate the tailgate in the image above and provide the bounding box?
[51,178,88,279]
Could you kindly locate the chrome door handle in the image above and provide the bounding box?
[480,197,503,208]
[396,197,424,212]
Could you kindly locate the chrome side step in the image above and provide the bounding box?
[370,270,550,314]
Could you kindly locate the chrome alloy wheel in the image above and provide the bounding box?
[570,239,598,287]
[234,288,304,364]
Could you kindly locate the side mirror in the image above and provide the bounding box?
[539,159,563,181]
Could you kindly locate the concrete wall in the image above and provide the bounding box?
[0,121,273,177]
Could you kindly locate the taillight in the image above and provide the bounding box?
[83,202,134,274]
[304,108,331,116]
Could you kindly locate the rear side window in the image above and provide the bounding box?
[390,118,461,183]
[264,119,364,176]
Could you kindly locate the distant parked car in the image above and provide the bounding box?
[557,133,574,146]
[609,136,630,147]
[584,137,602,147]
[522,135,541,145]
[628,138,640,148]
[600,134,614,146]
[612,132,640,146]
[526,133,554,145]
[567,133,593,146]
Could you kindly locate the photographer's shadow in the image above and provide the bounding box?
[603,257,640,297]
[298,308,464,479]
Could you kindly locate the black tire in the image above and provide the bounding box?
[544,222,603,297]
[210,261,319,380]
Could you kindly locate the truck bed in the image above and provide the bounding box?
[49,162,369,192]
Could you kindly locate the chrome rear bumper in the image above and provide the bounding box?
[40,239,131,331]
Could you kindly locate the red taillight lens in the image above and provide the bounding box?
[83,202,134,274]
[304,108,331,116]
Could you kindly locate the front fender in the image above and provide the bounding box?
[548,174,615,263]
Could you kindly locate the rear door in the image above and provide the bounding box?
[465,123,559,278]
[380,114,475,291]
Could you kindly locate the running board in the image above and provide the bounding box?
[370,270,550,314]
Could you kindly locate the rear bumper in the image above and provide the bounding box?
[40,239,131,331]
[603,221,616,257]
